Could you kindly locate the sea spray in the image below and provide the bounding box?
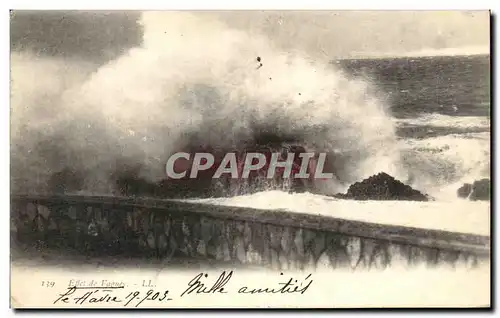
[10,11,405,196]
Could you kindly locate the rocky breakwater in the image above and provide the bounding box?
[334,172,431,201]
[457,179,490,201]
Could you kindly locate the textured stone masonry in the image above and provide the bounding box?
[10,194,490,271]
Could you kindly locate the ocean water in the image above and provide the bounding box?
[337,55,490,119]
[10,13,491,232]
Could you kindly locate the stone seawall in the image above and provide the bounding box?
[10,194,490,271]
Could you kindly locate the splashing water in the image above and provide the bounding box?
[11,12,406,197]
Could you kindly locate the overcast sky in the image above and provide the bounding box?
[10,10,490,63]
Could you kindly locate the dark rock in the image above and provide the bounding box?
[333,172,430,201]
[470,179,490,201]
[457,183,472,199]
[458,179,490,201]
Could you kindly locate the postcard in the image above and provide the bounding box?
[10,10,491,308]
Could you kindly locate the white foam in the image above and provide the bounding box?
[399,132,490,197]
[396,113,490,129]
[183,190,489,236]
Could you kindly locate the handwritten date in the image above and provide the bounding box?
[53,286,173,307]
[124,289,172,307]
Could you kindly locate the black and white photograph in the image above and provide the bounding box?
[9,10,491,308]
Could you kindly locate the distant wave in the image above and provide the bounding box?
[350,45,490,59]
[395,113,490,130]
[399,46,490,58]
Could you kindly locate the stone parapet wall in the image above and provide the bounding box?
[11,194,490,271]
